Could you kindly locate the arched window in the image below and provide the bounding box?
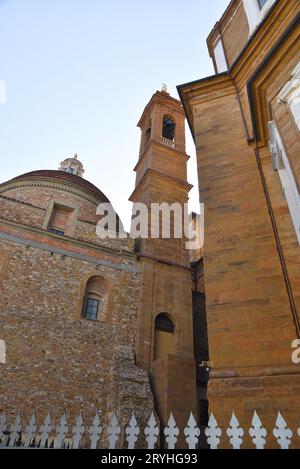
[154,313,175,361]
[162,116,176,141]
[82,276,108,321]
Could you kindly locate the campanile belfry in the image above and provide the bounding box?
[130,89,197,436]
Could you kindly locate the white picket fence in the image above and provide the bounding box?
[0,410,300,449]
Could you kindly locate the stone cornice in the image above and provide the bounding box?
[133,138,190,173]
[178,0,299,140]
[177,73,235,139]
[0,178,101,207]
[210,364,300,380]
[129,168,193,203]
[230,0,299,87]
[0,229,140,273]
[0,218,137,262]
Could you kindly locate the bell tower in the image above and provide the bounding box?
[130,89,197,441]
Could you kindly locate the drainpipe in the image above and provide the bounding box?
[253,141,300,338]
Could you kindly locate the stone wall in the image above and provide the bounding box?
[0,181,154,431]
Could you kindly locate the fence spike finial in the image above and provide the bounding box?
[164,413,179,449]
[273,412,293,449]
[227,412,244,449]
[205,413,222,449]
[54,414,68,449]
[125,413,140,449]
[107,412,120,449]
[0,413,7,441]
[1,407,296,449]
[249,411,267,449]
[72,413,85,449]
[0,413,7,447]
[89,412,102,449]
[184,412,200,449]
[145,412,159,450]
[39,413,52,448]
[8,413,22,447]
[23,413,37,447]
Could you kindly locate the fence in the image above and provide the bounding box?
[0,410,299,449]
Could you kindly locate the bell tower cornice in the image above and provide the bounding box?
[137,90,185,129]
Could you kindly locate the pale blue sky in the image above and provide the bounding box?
[0,0,229,230]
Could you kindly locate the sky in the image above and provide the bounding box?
[0,0,229,231]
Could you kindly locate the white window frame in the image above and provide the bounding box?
[277,62,300,132]
[242,0,277,36]
[213,38,228,74]
[268,121,300,245]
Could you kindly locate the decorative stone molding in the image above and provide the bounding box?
[0,180,100,206]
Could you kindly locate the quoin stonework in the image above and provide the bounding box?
[0,0,299,450]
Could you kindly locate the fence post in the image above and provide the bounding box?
[144,413,159,450]
[205,413,222,449]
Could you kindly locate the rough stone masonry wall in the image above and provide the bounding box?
[0,238,154,436]
[0,186,134,252]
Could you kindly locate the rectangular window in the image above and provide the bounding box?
[85,298,100,321]
[213,39,228,74]
[269,122,300,245]
[47,204,74,236]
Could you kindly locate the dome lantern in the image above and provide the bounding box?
[59,153,85,177]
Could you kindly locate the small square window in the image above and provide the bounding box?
[47,203,74,236]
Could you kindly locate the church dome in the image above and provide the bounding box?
[7,169,110,204]
[0,155,123,232]
[0,154,110,205]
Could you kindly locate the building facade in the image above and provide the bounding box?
[178,0,300,448]
[0,156,155,440]
[129,90,207,440]
[0,94,207,447]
